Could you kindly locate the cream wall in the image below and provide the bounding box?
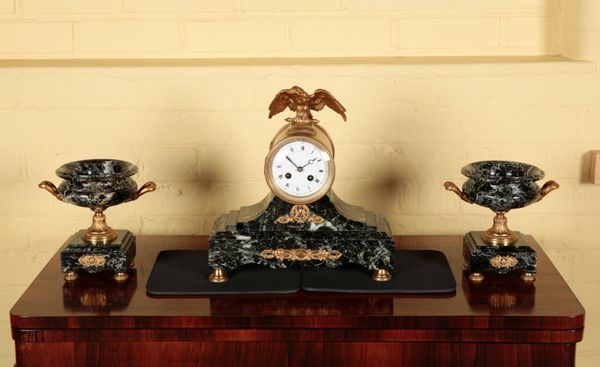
[0,0,561,58]
[1,0,600,366]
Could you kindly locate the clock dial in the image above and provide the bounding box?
[265,134,336,204]
[271,141,330,198]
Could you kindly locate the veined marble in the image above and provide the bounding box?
[208,193,395,273]
[460,160,545,213]
[56,159,138,210]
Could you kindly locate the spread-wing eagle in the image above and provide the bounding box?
[268,86,347,124]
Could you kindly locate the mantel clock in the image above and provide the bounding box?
[207,86,395,283]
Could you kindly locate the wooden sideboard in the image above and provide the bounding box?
[10,235,584,367]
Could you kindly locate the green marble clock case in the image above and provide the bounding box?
[208,192,394,274]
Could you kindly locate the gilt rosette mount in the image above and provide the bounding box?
[40,159,156,282]
[444,160,559,283]
[208,86,395,284]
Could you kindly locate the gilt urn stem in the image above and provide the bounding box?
[82,209,118,245]
[482,212,518,246]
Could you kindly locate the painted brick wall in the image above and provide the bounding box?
[1,0,600,366]
[0,0,560,58]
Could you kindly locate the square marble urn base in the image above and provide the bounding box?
[60,230,136,282]
[463,231,537,283]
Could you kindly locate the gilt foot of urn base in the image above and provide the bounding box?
[60,230,136,282]
[463,231,536,283]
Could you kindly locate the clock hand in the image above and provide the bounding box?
[301,158,317,168]
[286,156,303,172]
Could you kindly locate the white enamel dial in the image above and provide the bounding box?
[265,137,335,204]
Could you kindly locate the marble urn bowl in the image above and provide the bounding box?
[40,159,156,244]
[444,161,559,246]
[39,159,156,281]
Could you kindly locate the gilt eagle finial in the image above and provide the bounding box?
[268,86,347,124]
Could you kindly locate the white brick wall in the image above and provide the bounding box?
[76,22,182,53]
[0,73,17,108]
[393,17,500,49]
[0,1,561,58]
[184,21,287,52]
[0,23,73,53]
[138,77,257,110]
[288,20,391,53]
[17,75,141,108]
[124,0,235,13]
[21,0,123,14]
[501,16,557,49]
[455,0,556,10]
[345,0,452,11]
[243,0,342,12]
[0,0,13,13]
[142,147,199,182]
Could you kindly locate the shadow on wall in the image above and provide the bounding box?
[543,0,561,55]
[338,179,401,215]
[560,0,586,59]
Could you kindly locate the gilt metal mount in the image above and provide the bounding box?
[268,86,347,125]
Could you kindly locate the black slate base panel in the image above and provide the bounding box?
[146,250,302,295]
[302,250,456,293]
[146,250,456,295]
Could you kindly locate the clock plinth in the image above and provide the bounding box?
[60,229,135,282]
[208,191,394,282]
[463,231,537,283]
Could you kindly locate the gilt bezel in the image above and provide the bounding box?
[264,136,335,205]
